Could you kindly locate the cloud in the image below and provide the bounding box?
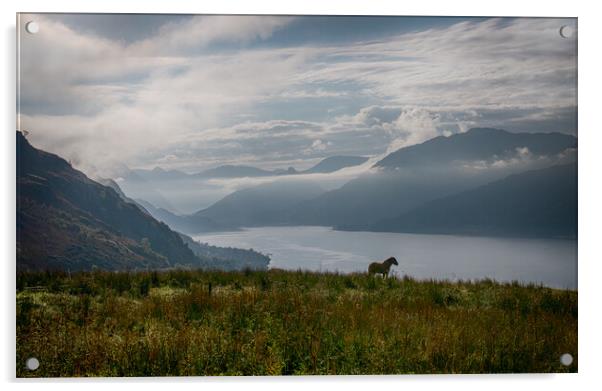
[307,139,331,153]
[461,146,576,172]
[129,15,294,55]
[332,106,442,155]
[301,18,576,112]
[19,15,576,177]
[19,14,298,119]
[204,156,381,196]
[19,15,303,176]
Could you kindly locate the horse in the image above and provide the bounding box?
[368,257,398,278]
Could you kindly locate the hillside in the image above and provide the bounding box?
[112,129,577,235]
[95,177,150,214]
[16,132,268,271]
[193,180,326,228]
[179,233,270,270]
[134,198,227,234]
[375,128,576,169]
[16,132,205,271]
[290,169,482,228]
[372,163,577,238]
[289,129,577,229]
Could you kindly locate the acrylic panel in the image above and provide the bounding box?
[16,13,577,377]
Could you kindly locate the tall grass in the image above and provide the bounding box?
[16,269,577,376]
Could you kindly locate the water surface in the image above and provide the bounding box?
[194,226,577,289]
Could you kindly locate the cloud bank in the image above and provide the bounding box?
[18,15,577,177]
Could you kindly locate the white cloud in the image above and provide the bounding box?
[387,108,441,152]
[204,157,381,196]
[462,146,572,172]
[129,15,294,55]
[332,106,443,154]
[301,18,576,113]
[308,139,330,152]
[19,16,576,177]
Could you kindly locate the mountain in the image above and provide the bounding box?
[273,167,298,175]
[117,170,178,212]
[16,132,268,271]
[105,129,577,236]
[193,181,326,228]
[302,156,369,174]
[131,156,369,182]
[88,186,268,267]
[95,177,150,213]
[97,180,223,234]
[375,128,576,169]
[129,167,190,182]
[16,132,207,271]
[371,163,577,238]
[194,165,274,178]
[290,169,480,228]
[134,198,226,234]
[289,129,577,229]
[115,155,372,214]
[179,233,270,270]
[184,156,370,180]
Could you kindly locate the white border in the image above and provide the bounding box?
[2,1,600,390]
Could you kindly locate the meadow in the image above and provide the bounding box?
[16,269,577,376]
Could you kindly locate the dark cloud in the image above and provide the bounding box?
[49,14,193,43]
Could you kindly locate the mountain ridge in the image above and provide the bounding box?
[375,127,576,169]
[287,128,577,228]
[114,128,577,238]
[369,162,577,238]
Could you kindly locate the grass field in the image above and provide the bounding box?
[16,269,577,376]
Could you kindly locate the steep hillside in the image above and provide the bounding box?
[17,132,203,271]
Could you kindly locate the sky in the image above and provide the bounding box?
[18,14,577,176]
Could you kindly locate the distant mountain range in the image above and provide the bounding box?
[134,181,326,234]
[370,163,577,238]
[115,169,179,212]
[194,165,275,178]
[134,198,227,234]
[116,155,369,213]
[289,128,577,229]
[16,132,269,272]
[131,128,576,238]
[126,155,369,182]
[301,156,369,174]
[20,126,575,272]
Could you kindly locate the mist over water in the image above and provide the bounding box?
[194,226,577,289]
